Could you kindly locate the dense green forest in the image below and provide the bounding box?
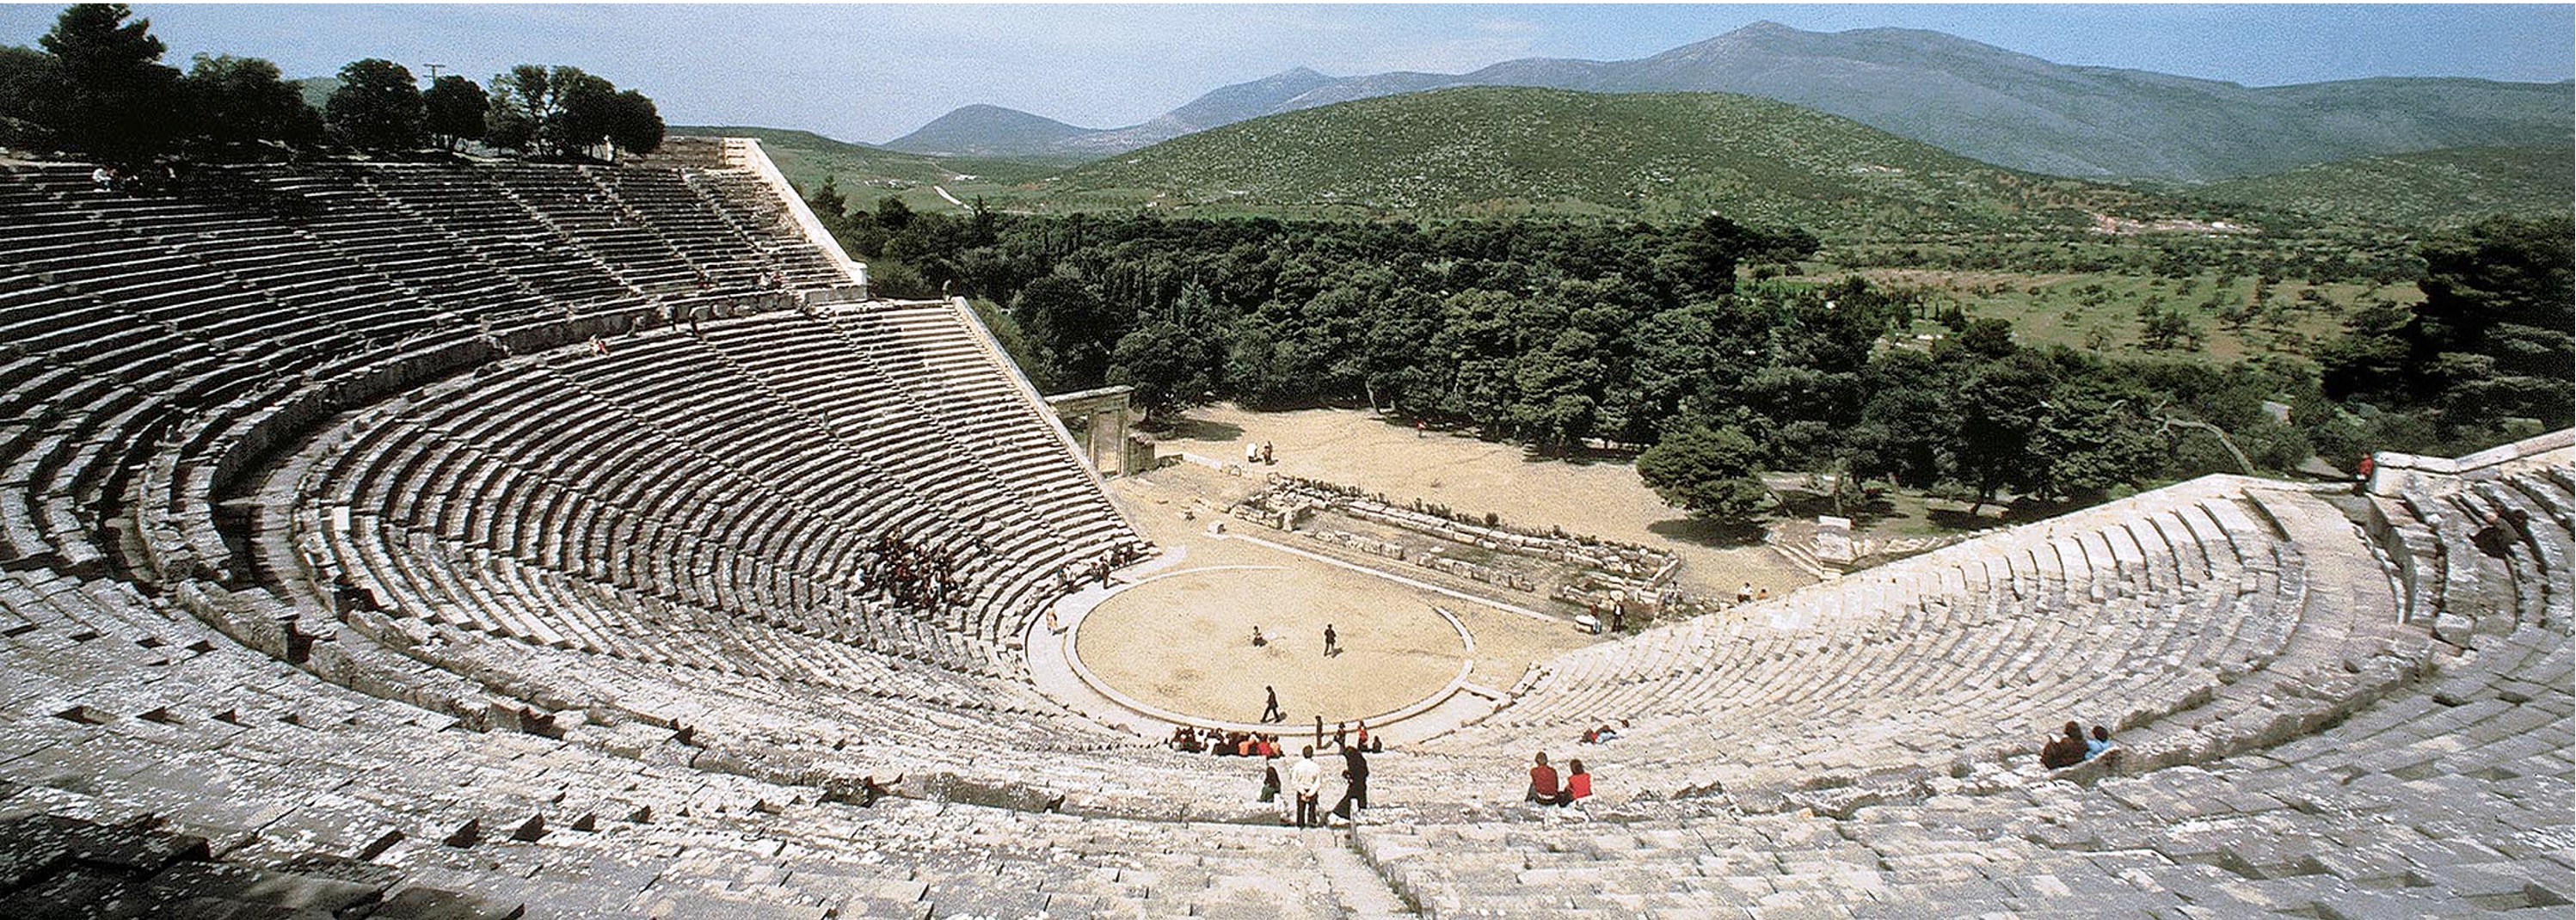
[815,187,2568,523]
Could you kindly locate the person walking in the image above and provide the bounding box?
[1290,746,1324,828]
[1331,741,1369,822]
[1323,623,1338,657]
[1260,685,1283,723]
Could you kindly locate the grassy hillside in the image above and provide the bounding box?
[2181,146,2573,229]
[999,87,2213,237]
[671,125,1068,212]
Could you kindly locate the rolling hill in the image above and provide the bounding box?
[1009,86,2202,236]
[895,21,2573,181]
[2179,146,2574,229]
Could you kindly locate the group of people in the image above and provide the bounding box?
[1525,751,1593,807]
[2039,721,2115,770]
[1249,623,1343,656]
[1578,721,1626,745]
[1169,713,1379,827]
[1271,740,1370,827]
[1057,544,1147,596]
[1173,725,1285,757]
[89,164,178,193]
[862,532,962,612]
[1243,441,1276,465]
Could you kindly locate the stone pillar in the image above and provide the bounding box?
[1816,515,1856,573]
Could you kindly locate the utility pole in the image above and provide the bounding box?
[425,63,448,80]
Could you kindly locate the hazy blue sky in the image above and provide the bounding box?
[2,4,2567,144]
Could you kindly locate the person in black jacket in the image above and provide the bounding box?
[1331,742,1369,821]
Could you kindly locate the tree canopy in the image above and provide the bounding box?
[0,4,659,164]
[34,3,184,163]
[2321,215,2574,445]
[325,58,422,150]
[483,64,663,159]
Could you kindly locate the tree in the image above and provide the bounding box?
[38,3,184,163]
[482,64,555,154]
[180,54,319,153]
[478,64,661,159]
[1637,424,1771,526]
[325,58,422,151]
[1108,319,1214,423]
[421,75,486,150]
[543,67,615,156]
[0,45,66,150]
[1011,273,1116,390]
[2412,216,2573,432]
[1945,351,2052,512]
[599,88,662,156]
[2136,302,2199,352]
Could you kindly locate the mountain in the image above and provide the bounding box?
[893,21,2573,181]
[882,104,1097,157]
[1066,66,1343,154]
[2180,146,2575,229]
[1015,87,2194,236]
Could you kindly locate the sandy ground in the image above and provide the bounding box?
[1153,405,1816,599]
[1090,463,1588,736]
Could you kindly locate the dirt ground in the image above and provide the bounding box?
[1150,404,1816,600]
[1088,463,1589,737]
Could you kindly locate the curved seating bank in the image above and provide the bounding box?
[0,146,2565,917]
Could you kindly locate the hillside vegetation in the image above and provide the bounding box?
[2183,146,2574,229]
[1011,87,2204,237]
[673,125,1063,205]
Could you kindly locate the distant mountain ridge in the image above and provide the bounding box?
[885,21,2574,181]
[1018,86,2186,236]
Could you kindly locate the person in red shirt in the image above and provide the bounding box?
[1527,751,1569,806]
[1564,759,1591,802]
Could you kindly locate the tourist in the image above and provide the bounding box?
[1323,623,1338,656]
[1331,740,1369,822]
[2354,452,2375,495]
[2085,725,2113,761]
[1415,419,1425,439]
[1245,442,1260,465]
[1333,721,1349,751]
[1261,685,1283,723]
[1262,442,1275,464]
[1260,753,1282,803]
[1527,751,1569,806]
[2040,721,2089,770]
[1251,626,1267,647]
[1737,582,1755,604]
[1564,759,1591,803]
[1353,719,1369,751]
[1755,586,1769,601]
[1045,608,1061,634]
[1291,746,1324,827]
[91,166,114,192]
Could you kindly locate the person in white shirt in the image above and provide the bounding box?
[1289,746,1324,827]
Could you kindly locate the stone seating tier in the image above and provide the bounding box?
[0,570,1346,920]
